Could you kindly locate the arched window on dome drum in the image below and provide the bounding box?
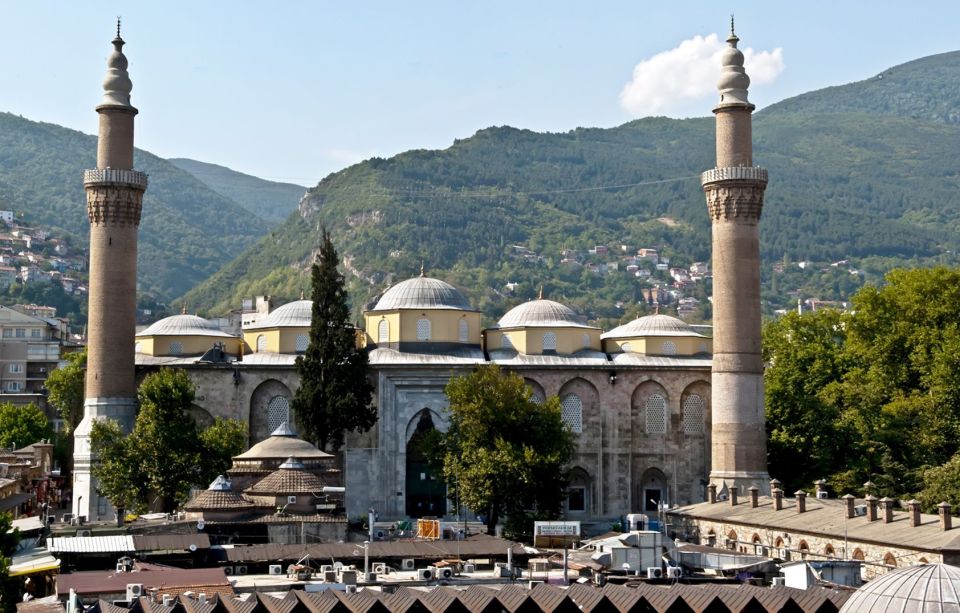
[645,394,667,434]
[378,319,389,343]
[416,318,431,341]
[168,341,183,355]
[295,334,309,352]
[621,342,632,353]
[501,334,514,350]
[662,341,677,356]
[560,394,583,434]
[134,342,142,354]
[582,333,590,349]
[256,335,266,352]
[542,331,557,352]
[458,319,468,343]
[267,396,291,433]
[682,394,705,434]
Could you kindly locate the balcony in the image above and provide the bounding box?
[83,169,148,190]
[701,166,768,186]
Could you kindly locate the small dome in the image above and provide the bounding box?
[246,300,312,330]
[601,314,707,339]
[496,299,589,329]
[840,564,960,612]
[234,431,332,462]
[246,466,329,496]
[136,314,234,338]
[183,475,254,512]
[370,276,473,311]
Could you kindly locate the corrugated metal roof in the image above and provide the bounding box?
[47,535,135,553]
[220,537,527,563]
[132,533,211,552]
[369,348,485,366]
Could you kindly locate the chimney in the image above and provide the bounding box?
[863,480,876,496]
[770,478,781,493]
[748,486,759,508]
[795,490,807,514]
[880,497,894,523]
[866,495,878,521]
[815,479,827,498]
[939,502,952,531]
[198,594,206,605]
[773,488,783,511]
[907,499,921,527]
[708,483,717,504]
[730,485,739,506]
[843,493,856,519]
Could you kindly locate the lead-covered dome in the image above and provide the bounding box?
[840,563,960,612]
[370,276,473,311]
[245,299,312,330]
[602,314,707,339]
[136,314,233,338]
[496,299,589,329]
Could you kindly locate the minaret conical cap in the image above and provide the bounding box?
[101,21,134,108]
[716,17,751,107]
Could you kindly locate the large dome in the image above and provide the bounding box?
[246,300,312,330]
[602,313,706,339]
[370,276,473,311]
[136,314,234,338]
[840,563,960,612]
[496,299,588,329]
[233,424,332,461]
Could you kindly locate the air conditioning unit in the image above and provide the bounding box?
[373,563,387,575]
[646,567,663,579]
[402,559,415,571]
[438,567,454,580]
[62,513,74,524]
[772,577,786,587]
[816,491,828,499]
[77,529,92,537]
[237,566,248,575]
[223,566,234,575]
[363,572,377,583]
[287,495,297,504]
[126,584,144,600]
[854,504,868,516]
[269,565,282,575]
[344,585,357,594]
[116,563,125,573]
[462,563,476,573]
[373,529,387,540]
[320,565,333,573]
[323,570,337,582]
[417,568,434,581]
[161,595,174,606]
[666,567,682,579]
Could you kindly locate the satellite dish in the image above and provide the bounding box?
[197,520,205,531]
[189,544,197,552]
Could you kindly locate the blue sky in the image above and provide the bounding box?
[1,2,958,186]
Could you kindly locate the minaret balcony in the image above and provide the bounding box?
[83,168,148,190]
[701,166,767,187]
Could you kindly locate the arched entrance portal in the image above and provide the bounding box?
[406,411,447,518]
[636,467,669,515]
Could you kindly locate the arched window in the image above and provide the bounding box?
[919,557,929,564]
[266,396,290,433]
[752,534,762,544]
[852,548,865,561]
[134,342,142,354]
[458,319,468,343]
[682,394,705,434]
[824,544,836,557]
[621,342,633,353]
[295,334,309,352]
[416,318,431,341]
[542,331,557,352]
[531,392,545,405]
[662,341,677,355]
[378,319,389,343]
[501,334,514,350]
[884,552,897,567]
[799,540,810,560]
[256,335,266,352]
[582,333,591,349]
[645,394,667,434]
[168,341,183,355]
[560,394,583,434]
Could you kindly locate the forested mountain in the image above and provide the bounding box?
[181,51,960,324]
[168,158,305,225]
[0,113,271,298]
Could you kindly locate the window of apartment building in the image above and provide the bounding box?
[1,329,10,338]
[6,381,21,392]
[8,363,23,374]
[14,328,24,338]
[30,329,40,338]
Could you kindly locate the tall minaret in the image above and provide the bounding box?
[73,23,147,521]
[701,20,770,495]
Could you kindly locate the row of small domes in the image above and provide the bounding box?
[138,276,707,340]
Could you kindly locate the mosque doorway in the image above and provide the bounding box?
[636,467,669,517]
[405,410,447,518]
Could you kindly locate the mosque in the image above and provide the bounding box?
[74,22,769,528]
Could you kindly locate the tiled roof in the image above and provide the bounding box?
[245,468,328,495]
[184,489,255,511]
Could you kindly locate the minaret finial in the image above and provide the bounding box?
[538,285,543,300]
[101,18,133,108]
[116,16,122,40]
[730,14,735,37]
[420,261,425,277]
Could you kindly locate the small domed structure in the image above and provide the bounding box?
[839,563,960,612]
[245,456,332,513]
[135,313,239,357]
[244,300,312,329]
[370,276,473,312]
[228,423,336,491]
[243,299,313,356]
[183,475,254,521]
[603,313,711,357]
[488,297,601,356]
[497,299,584,328]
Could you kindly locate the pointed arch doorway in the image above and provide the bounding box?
[406,410,447,518]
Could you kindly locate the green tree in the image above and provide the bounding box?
[292,229,375,451]
[92,369,248,512]
[44,349,86,434]
[0,403,52,449]
[0,512,20,613]
[439,364,574,536]
[916,451,960,512]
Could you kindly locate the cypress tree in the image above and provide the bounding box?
[293,229,376,451]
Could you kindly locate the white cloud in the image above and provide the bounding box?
[619,33,785,117]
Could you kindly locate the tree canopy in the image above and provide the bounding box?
[438,364,575,537]
[292,229,375,452]
[44,348,86,434]
[91,369,247,512]
[0,403,52,449]
[764,267,960,508]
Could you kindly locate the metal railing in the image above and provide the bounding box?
[82,168,148,188]
[701,166,768,185]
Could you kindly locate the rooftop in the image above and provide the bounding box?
[369,276,475,312]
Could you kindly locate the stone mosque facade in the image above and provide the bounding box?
[133,280,713,525]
